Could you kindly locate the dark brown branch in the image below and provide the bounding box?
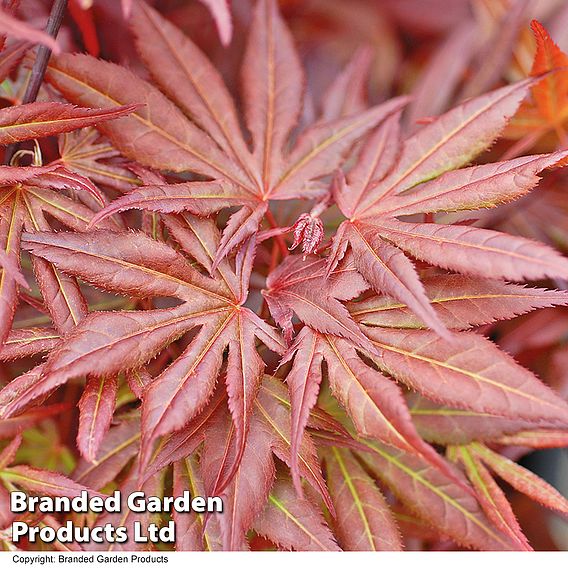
[4,0,68,164]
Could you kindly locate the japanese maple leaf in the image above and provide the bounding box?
[312,398,525,551]
[6,215,285,476]
[409,394,568,448]
[199,377,336,550]
[80,457,159,552]
[356,437,519,550]
[0,38,29,86]
[0,7,60,53]
[326,81,568,335]
[0,161,121,347]
[172,455,222,551]
[0,101,136,344]
[56,127,140,193]
[0,101,137,145]
[43,0,407,267]
[198,0,232,46]
[489,174,568,254]
[0,435,99,532]
[348,277,568,430]
[506,20,568,147]
[72,415,141,491]
[253,474,339,552]
[322,447,402,550]
[450,441,568,551]
[264,254,568,495]
[111,376,342,551]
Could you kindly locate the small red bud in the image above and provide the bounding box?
[290,213,324,257]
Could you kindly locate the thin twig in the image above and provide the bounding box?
[4,0,68,164]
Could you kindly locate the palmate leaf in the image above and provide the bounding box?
[0,8,60,53]
[263,254,568,534]
[0,403,70,439]
[57,128,139,193]
[45,0,408,264]
[374,217,568,282]
[77,374,118,462]
[130,0,253,179]
[14,217,280,481]
[0,465,99,499]
[280,326,459,492]
[0,192,25,347]
[0,248,28,290]
[320,46,372,121]
[13,223,285,472]
[142,389,227,483]
[0,40,29,85]
[201,403,275,551]
[73,417,141,490]
[329,75,568,333]
[265,247,568,493]
[45,55,248,185]
[0,306,204,419]
[200,380,335,550]
[86,467,158,552]
[0,328,59,361]
[0,436,21,470]
[254,378,333,513]
[365,328,568,425]
[367,78,541,199]
[241,0,303,191]
[263,254,370,347]
[369,152,568,217]
[3,0,568,552]
[0,161,121,347]
[88,180,257,224]
[143,376,336,529]
[495,430,568,448]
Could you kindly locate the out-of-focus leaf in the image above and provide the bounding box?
[199,0,232,46]
[0,8,60,53]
